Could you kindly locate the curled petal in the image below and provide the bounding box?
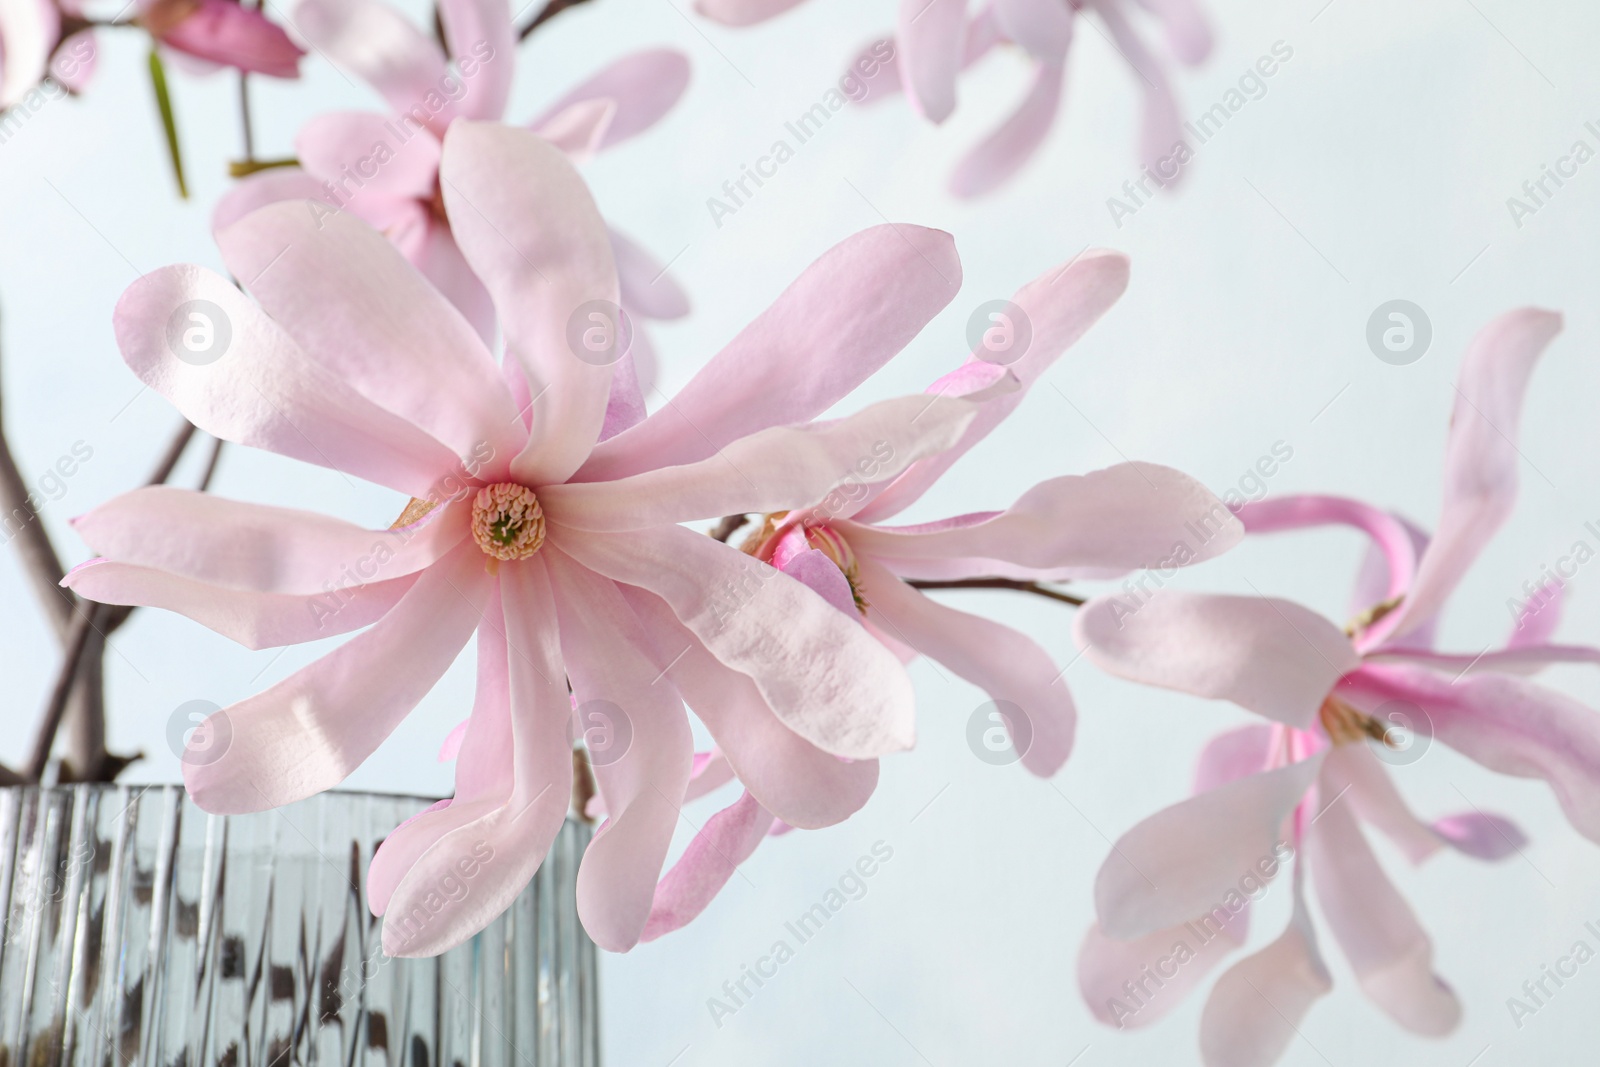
[641,790,775,942]
[1095,756,1320,939]
[1382,308,1564,642]
[950,60,1063,198]
[1076,591,1358,729]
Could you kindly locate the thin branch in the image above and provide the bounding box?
[237,70,256,163]
[0,300,73,638]
[196,435,225,492]
[517,0,595,40]
[708,514,750,543]
[905,578,1087,607]
[146,420,198,484]
[25,606,101,780]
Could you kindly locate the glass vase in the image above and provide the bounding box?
[0,785,599,1067]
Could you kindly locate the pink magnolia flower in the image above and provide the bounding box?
[629,251,1248,940]
[64,121,1002,956]
[215,0,689,349]
[700,0,1211,197]
[0,0,97,105]
[139,0,305,77]
[1073,308,1600,1065]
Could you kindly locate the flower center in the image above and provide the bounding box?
[742,514,867,614]
[472,483,546,561]
[1318,695,1390,747]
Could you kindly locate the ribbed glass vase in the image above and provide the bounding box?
[0,785,598,1067]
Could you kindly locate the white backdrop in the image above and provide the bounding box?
[3,0,1599,1063]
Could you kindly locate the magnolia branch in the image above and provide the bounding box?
[518,0,595,40]
[905,578,1086,607]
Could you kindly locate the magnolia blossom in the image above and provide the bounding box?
[633,251,1248,939]
[699,0,1211,197]
[62,122,1038,956]
[215,0,688,352]
[1073,309,1600,1065]
[139,0,304,77]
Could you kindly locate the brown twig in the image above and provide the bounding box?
[708,514,750,543]
[905,578,1087,607]
[517,0,595,40]
[25,605,101,781]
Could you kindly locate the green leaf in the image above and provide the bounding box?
[146,48,188,200]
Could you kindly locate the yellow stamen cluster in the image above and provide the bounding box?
[1319,696,1391,747]
[471,483,546,561]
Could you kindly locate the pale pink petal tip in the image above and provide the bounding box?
[1431,811,1528,861]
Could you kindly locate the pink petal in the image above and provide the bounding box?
[781,548,858,617]
[842,38,902,106]
[293,111,442,199]
[49,29,97,93]
[1306,787,1461,1035]
[115,265,461,496]
[218,202,523,468]
[619,586,881,828]
[379,560,574,957]
[992,0,1073,59]
[1384,309,1564,641]
[542,394,976,531]
[609,227,691,321]
[295,0,453,126]
[1199,871,1331,1067]
[439,122,619,486]
[529,49,691,151]
[1237,495,1418,612]
[1349,513,1435,653]
[552,523,915,759]
[949,60,1064,198]
[855,556,1075,777]
[1430,811,1527,861]
[579,225,961,483]
[548,553,693,952]
[183,544,491,814]
[1134,0,1213,64]
[370,599,513,914]
[416,222,497,344]
[1094,0,1186,186]
[685,749,737,802]
[855,249,1129,522]
[1194,724,1275,793]
[70,485,466,594]
[847,463,1241,573]
[1321,742,1442,865]
[641,790,775,942]
[532,97,616,162]
[1346,663,1600,843]
[1508,578,1564,648]
[436,0,514,120]
[158,0,304,78]
[211,167,331,234]
[63,559,415,651]
[896,0,966,122]
[437,717,470,762]
[1079,915,1245,1030]
[1095,757,1319,940]
[1075,592,1359,729]
[694,0,806,25]
[599,343,649,442]
[1365,644,1600,675]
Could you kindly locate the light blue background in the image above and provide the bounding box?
[2,0,1598,1063]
